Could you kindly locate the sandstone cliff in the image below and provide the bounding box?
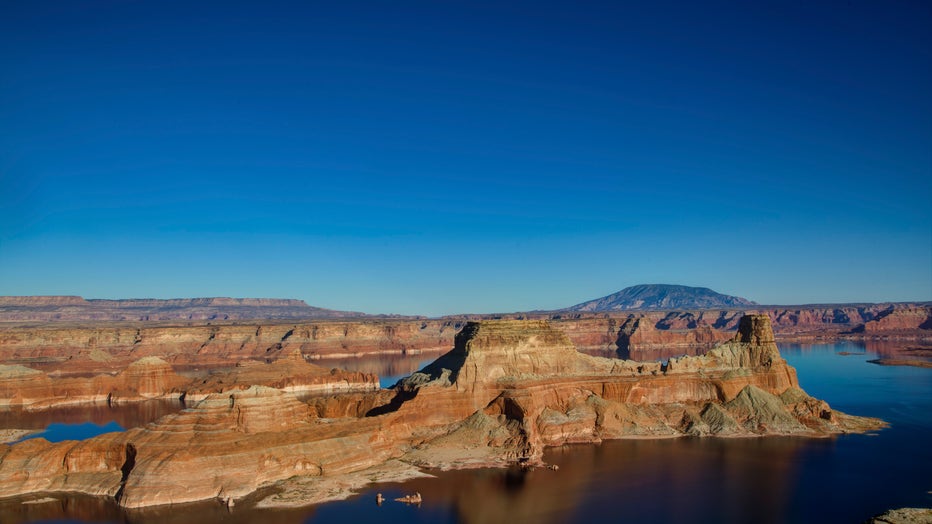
[0,320,462,376]
[0,351,377,410]
[2,304,929,380]
[0,316,882,509]
[0,357,189,409]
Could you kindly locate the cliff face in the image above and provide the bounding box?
[0,320,463,376]
[0,351,377,410]
[1,305,929,384]
[0,358,189,409]
[863,307,932,332]
[2,302,929,379]
[0,316,884,508]
[396,316,840,465]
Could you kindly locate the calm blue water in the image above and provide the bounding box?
[17,420,123,443]
[378,358,434,388]
[1,341,929,524]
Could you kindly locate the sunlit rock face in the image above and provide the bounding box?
[0,357,189,409]
[395,316,873,466]
[863,307,932,332]
[0,316,883,509]
[0,349,378,411]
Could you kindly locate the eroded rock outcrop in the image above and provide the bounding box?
[0,351,377,410]
[863,307,932,332]
[0,357,188,409]
[395,316,876,468]
[0,316,884,509]
[182,348,378,402]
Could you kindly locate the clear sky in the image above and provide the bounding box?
[1,1,930,316]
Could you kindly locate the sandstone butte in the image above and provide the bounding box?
[0,315,884,510]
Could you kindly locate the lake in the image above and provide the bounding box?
[0,399,186,445]
[1,341,929,523]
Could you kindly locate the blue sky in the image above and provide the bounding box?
[1,1,930,315]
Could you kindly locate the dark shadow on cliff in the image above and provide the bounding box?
[364,387,419,416]
[114,443,136,503]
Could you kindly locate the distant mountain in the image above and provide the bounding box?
[0,296,391,322]
[566,284,757,312]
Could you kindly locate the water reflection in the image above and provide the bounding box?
[314,352,444,388]
[300,437,817,524]
[18,420,124,443]
[0,399,184,432]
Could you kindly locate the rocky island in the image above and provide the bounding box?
[0,315,884,509]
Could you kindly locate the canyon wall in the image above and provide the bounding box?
[0,320,465,375]
[0,304,928,378]
[0,349,378,411]
[0,316,884,509]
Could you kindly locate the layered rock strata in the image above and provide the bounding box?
[0,320,460,376]
[0,358,189,409]
[0,316,882,508]
[0,352,377,410]
[3,304,928,381]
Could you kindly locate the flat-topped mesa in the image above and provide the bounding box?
[403,316,790,393]
[87,297,311,308]
[400,320,624,392]
[0,296,90,307]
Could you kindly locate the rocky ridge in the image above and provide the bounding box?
[0,315,883,509]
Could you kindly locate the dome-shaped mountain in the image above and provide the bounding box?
[567,284,756,312]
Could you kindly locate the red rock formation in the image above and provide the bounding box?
[3,304,930,381]
[0,320,461,376]
[182,349,378,402]
[0,316,884,508]
[863,307,932,332]
[0,351,376,410]
[0,357,188,409]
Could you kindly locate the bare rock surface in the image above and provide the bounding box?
[0,350,377,410]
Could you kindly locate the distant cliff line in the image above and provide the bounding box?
[1,294,929,323]
[0,295,384,322]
